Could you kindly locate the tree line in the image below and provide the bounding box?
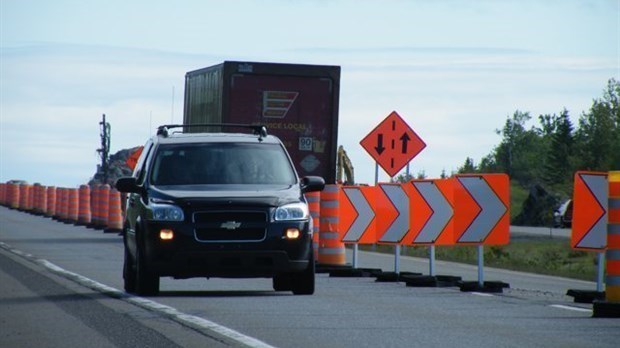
[394,78,620,226]
[459,78,620,200]
[390,78,619,225]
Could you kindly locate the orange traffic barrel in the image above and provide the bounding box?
[46,186,57,217]
[606,172,620,302]
[89,184,100,228]
[77,185,91,225]
[0,183,6,206]
[18,184,29,211]
[54,188,62,220]
[32,184,40,213]
[39,184,48,215]
[95,184,110,229]
[53,187,63,220]
[105,188,123,232]
[33,183,47,215]
[7,183,19,209]
[319,184,346,265]
[594,171,620,317]
[27,184,34,212]
[58,188,69,222]
[67,188,79,224]
[305,191,321,261]
[21,184,34,212]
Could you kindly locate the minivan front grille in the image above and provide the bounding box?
[193,211,268,242]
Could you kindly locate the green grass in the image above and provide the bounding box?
[360,235,600,282]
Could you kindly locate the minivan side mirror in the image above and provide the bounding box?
[115,177,142,194]
[300,176,325,193]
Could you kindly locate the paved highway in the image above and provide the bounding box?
[1,206,617,347]
[510,225,571,239]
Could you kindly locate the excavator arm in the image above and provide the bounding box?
[336,145,355,185]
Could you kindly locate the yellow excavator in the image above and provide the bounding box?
[336,145,354,185]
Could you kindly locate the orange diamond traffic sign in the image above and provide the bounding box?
[360,111,426,177]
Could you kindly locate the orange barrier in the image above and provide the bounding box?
[32,184,41,214]
[571,172,608,251]
[34,183,47,215]
[40,184,48,214]
[46,186,56,217]
[53,187,63,220]
[95,184,110,229]
[18,184,28,211]
[7,183,19,209]
[58,188,69,222]
[606,171,620,302]
[305,191,321,261]
[67,188,79,223]
[453,174,510,245]
[339,185,378,244]
[0,183,6,206]
[89,184,100,227]
[105,188,123,232]
[319,185,346,265]
[27,184,34,212]
[77,185,91,225]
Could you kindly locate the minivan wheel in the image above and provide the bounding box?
[135,241,160,296]
[123,240,136,293]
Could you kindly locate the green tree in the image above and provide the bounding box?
[457,157,476,174]
[457,78,618,226]
[574,79,620,171]
[542,109,574,190]
[391,172,413,183]
[492,111,544,185]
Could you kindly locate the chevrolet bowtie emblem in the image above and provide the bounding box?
[221,221,242,230]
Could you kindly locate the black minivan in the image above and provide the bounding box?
[116,125,324,296]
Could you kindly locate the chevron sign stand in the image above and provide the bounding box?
[453,174,511,293]
[401,178,463,287]
[567,171,608,304]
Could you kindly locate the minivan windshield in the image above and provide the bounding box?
[150,143,297,186]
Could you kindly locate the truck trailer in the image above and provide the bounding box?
[183,61,340,184]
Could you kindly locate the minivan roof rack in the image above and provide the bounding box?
[157,124,268,139]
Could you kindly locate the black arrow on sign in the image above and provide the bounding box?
[400,133,411,154]
[375,134,385,155]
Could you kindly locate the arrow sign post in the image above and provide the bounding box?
[406,179,455,276]
[454,174,510,289]
[339,186,378,268]
[361,111,426,275]
[571,171,608,293]
[571,172,608,250]
[360,111,426,178]
[375,183,412,273]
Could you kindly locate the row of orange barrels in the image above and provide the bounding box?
[0,182,348,265]
[0,182,124,232]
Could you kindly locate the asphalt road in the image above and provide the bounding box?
[510,225,571,239]
[0,206,618,348]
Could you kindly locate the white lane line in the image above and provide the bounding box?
[0,242,276,348]
[471,292,494,297]
[550,304,592,313]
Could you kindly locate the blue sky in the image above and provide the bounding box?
[1,0,618,187]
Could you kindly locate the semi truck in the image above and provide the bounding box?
[183,61,341,184]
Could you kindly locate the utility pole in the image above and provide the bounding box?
[97,114,111,184]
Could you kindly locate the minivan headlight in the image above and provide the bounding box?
[274,202,309,221]
[150,203,184,221]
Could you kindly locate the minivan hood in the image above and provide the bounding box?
[149,184,302,207]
